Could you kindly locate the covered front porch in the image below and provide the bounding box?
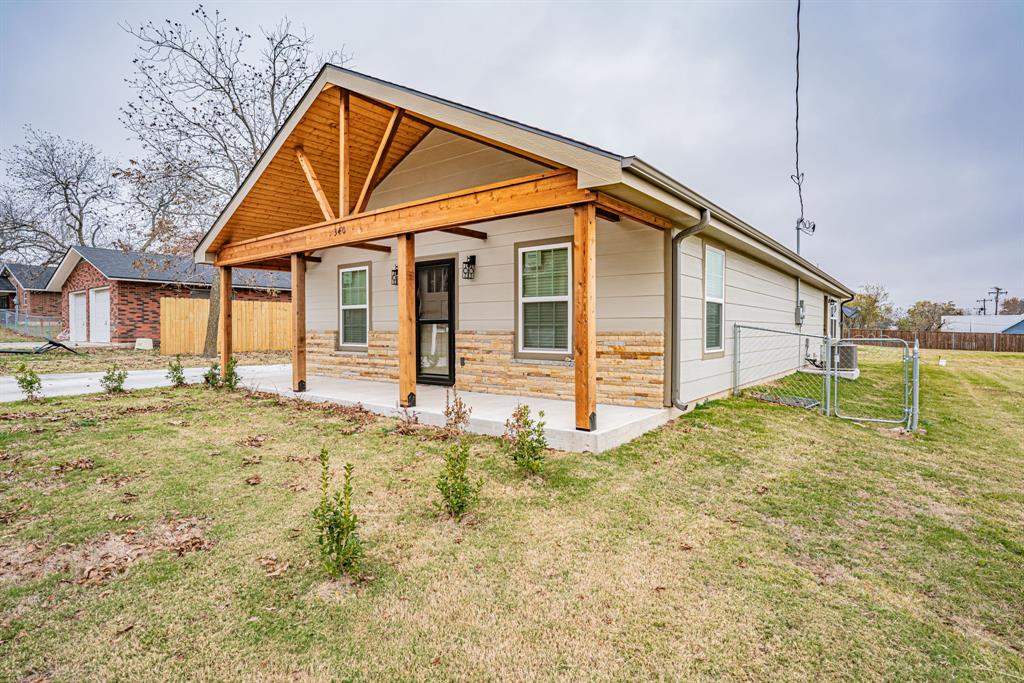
[197,66,685,436]
[243,368,675,453]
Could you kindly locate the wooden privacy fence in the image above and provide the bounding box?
[849,328,1024,353]
[160,298,292,355]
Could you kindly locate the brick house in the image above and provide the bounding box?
[44,246,290,345]
[0,274,14,310]
[0,263,60,316]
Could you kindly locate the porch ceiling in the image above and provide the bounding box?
[213,89,432,255]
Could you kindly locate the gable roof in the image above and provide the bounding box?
[0,276,15,294]
[194,64,852,298]
[2,263,58,291]
[46,246,290,292]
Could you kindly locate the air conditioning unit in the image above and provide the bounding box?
[835,343,858,371]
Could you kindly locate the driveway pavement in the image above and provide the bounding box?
[0,364,290,403]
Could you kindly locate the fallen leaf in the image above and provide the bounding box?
[245,475,262,486]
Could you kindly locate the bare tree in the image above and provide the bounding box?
[121,5,349,355]
[112,157,210,255]
[1,127,118,264]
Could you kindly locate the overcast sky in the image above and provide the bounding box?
[1,0,1021,311]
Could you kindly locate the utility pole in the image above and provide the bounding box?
[989,287,1006,315]
[976,298,991,315]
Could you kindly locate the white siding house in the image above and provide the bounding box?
[194,65,853,448]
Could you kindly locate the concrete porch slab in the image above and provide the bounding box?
[242,370,677,453]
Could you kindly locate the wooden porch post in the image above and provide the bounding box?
[573,203,597,431]
[291,253,307,392]
[218,266,232,378]
[397,233,416,407]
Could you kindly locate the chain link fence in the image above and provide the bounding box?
[733,325,829,410]
[734,324,920,430]
[0,310,63,340]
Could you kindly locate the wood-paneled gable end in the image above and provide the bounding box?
[214,89,432,255]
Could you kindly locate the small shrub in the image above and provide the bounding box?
[15,364,42,401]
[436,440,481,520]
[392,407,420,435]
[312,446,363,576]
[222,357,240,391]
[501,404,547,475]
[166,355,186,387]
[202,362,221,388]
[439,389,471,439]
[100,366,128,394]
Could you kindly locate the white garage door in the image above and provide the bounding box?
[89,288,111,343]
[69,291,87,342]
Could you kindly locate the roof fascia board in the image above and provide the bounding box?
[42,249,82,292]
[621,159,852,296]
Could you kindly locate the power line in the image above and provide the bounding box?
[792,0,815,254]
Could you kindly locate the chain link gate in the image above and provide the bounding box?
[734,325,920,429]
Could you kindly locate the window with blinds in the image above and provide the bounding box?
[339,266,369,347]
[518,243,571,353]
[704,246,725,352]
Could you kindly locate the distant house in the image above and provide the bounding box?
[0,263,60,317]
[941,314,1024,334]
[43,246,291,345]
[0,274,15,310]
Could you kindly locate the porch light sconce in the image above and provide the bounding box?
[461,255,476,280]
[391,265,398,286]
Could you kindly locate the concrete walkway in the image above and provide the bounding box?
[0,342,42,350]
[0,364,290,403]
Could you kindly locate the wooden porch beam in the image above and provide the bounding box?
[235,259,292,272]
[217,266,232,379]
[594,192,673,230]
[345,242,392,253]
[339,89,351,217]
[573,203,597,431]
[397,233,416,408]
[441,226,487,240]
[354,107,404,214]
[295,145,336,221]
[595,207,620,223]
[215,169,588,267]
[291,254,307,392]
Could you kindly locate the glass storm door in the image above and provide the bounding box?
[416,259,455,386]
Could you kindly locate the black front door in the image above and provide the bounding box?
[416,259,455,386]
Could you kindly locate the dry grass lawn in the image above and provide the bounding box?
[0,328,34,344]
[0,349,1021,681]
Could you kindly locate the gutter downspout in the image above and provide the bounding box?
[670,207,711,411]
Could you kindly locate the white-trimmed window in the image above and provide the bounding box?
[704,245,725,352]
[829,299,840,339]
[518,242,572,354]
[339,265,369,347]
